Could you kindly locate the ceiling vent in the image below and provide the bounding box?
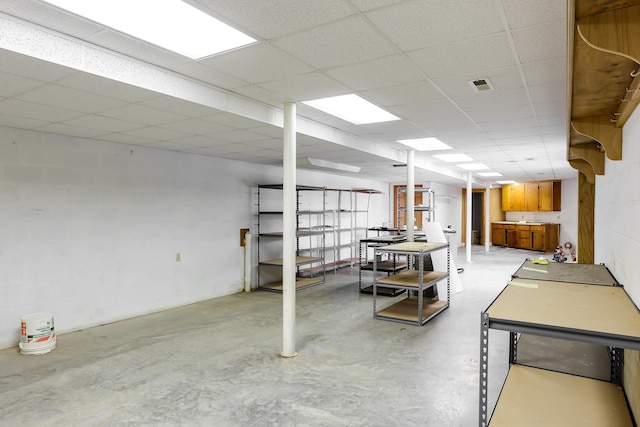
[469,78,494,93]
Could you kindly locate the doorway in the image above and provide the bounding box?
[472,192,483,244]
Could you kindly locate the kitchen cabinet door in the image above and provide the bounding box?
[524,183,539,211]
[511,185,525,211]
[492,224,506,246]
[539,181,561,211]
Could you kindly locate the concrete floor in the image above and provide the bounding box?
[0,246,567,426]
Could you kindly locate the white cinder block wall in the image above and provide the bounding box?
[0,127,389,349]
[595,106,640,305]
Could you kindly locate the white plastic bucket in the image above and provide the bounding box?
[19,312,56,355]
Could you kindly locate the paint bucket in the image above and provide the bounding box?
[19,312,56,355]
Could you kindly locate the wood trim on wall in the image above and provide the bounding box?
[577,172,595,263]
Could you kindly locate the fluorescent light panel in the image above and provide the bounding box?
[302,94,400,125]
[433,153,474,162]
[478,172,502,177]
[396,137,451,151]
[497,180,516,184]
[41,0,256,59]
[457,163,490,170]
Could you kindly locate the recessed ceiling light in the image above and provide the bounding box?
[40,0,256,59]
[478,172,503,177]
[457,163,490,170]
[433,153,474,163]
[302,94,400,125]
[396,137,452,151]
[497,180,516,184]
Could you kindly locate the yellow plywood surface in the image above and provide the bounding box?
[376,269,447,288]
[490,365,633,426]
[487,279,640,339]
[261,256,322,266]
[378,242,447,253]
[512,261,617,285]
[376,297,447,323]
[260,277,322,291]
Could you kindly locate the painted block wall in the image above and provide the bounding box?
[0,127,389,349]
[594,106,640,305]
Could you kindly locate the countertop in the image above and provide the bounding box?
[492,221,554,226]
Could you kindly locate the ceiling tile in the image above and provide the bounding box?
[0,71,47,97]
[100,104,188,126]
[453,88,530,112]
[16,84,127,113]
[434,67,524,99]
[232,84,288,107]
[194,0,356,39]
[160,118,234,135]
[511,20,566,63]
[33,123,109,138]
[408,33,514,80]
[349,0,404,12]
[325,54,425,91]
[201,43,314,84]
[259,72,350,102]
[0,98,84,122]
[362,80,445,107]
[521,57,566,87]
[139,97,223,118]
[62,114,143,133]
[366,0,504,51]
[55,73,159,103]
[501,0,566,29]
[274,16,398,69]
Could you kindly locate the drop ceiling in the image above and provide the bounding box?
[0,0,573,187]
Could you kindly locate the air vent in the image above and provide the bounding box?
[469,78,494,93]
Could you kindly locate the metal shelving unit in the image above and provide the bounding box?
[256,184,326,292]
[358,235,407,296]
[479,264,640,426]
[396,186,435,229]
[372,242,450,326]
[323,188,382,272]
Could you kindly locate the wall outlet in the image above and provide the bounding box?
[176,253,181,262]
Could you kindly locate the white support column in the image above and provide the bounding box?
[281,102,297,358]
[466,172,472,263]
[485,180,491,252]
[406,150,415,242]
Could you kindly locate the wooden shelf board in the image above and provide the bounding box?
[260,256,323,266]
[376,297,448,324]
[376,269,448,288]
[360,285,405,297]
[487,279,640,339]
[489,365,633,426]
[259,277,323,292]
[360,261,408,272]
[378,242,448,254]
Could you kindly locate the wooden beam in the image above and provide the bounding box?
[577,172,595,264]
[570,145,605,175]
[571,116,622,160]
[569,159,596,184]
[577,5,640,63]
[615,74,640,128]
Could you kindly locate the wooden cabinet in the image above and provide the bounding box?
[524,183,539,211]
[516,225,531,248]
[491,224,506,246]
[530,225,545,251]
[539,181,561,211]
[502,181,561,212]
[502,184,525,211]
[491,223,559,252]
